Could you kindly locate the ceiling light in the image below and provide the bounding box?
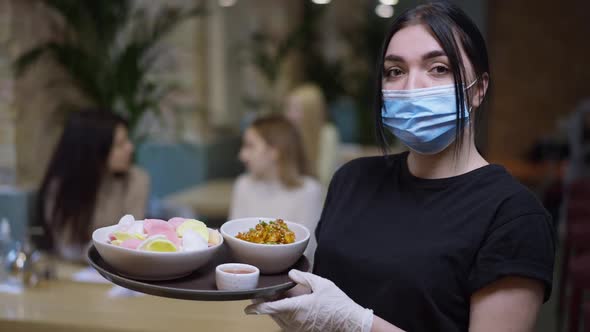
[379,0,399,5]
[311,0,331,4]
[375,4,394,18]
[219,0,237,7]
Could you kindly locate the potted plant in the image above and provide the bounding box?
[13,0,203,142]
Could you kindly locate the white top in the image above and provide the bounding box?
[317,124,341,187]
[229,174,324,263]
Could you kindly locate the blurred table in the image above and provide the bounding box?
[0,261,278,332]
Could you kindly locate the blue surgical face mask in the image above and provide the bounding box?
[381,81,476,155]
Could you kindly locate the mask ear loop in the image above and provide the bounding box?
[464,78,479,114]
[465,79,478,90]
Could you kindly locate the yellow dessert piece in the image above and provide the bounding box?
[177,219,209,242]
[208,229,221,246]
[140,237,178,252]
[112,231,145,241]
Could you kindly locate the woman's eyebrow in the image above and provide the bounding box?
[384,50,447,64]
[384,54,404,63]
[422,50,447,60]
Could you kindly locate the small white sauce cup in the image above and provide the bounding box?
[215,263,260,291]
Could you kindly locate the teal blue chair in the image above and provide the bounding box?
[0,187,36,243]
[136,138,244,201]
[136,142,208,200]
[329,96,360,143]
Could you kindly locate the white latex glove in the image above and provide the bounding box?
[245,269,374,332]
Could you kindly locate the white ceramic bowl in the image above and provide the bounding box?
[220,217,310,274]
[92,224,223,280]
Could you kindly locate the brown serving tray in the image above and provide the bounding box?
[87,245,310,301]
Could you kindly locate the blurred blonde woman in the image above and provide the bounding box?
[285,83,340,186]
[230,114,323,261]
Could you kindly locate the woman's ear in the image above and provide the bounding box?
[471,72,489,109]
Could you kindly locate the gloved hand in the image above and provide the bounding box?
[245,269,374,332]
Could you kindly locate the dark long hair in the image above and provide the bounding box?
[374,1,490,154]
[36,110,129,247]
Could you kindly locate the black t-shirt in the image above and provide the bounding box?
[313,152,555,332]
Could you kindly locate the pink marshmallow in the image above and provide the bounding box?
[144,219,171,233]
[159,229,180,246]
[144,219,180,246]
[168,217,186,230]
[120,238,143,250]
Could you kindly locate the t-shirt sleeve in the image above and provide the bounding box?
[468,212,556,301]
[314,157,376,244]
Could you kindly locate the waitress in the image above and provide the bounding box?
[246,2,555,332]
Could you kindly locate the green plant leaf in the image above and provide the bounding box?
[12,0,205,138]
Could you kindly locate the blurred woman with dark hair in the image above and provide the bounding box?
[230,114,323,261]
[37,110,150,262]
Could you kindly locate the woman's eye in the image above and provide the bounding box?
[385,68,403,78]
[431,65,449,75]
